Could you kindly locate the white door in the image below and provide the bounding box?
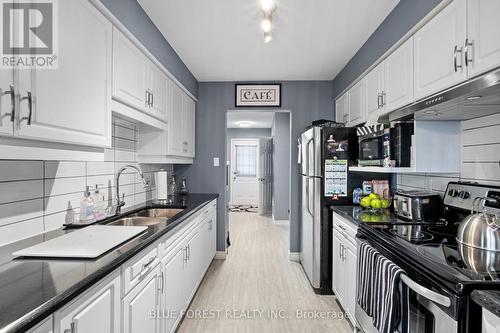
[230,139,259,206]
[148,64,168,121]
[57,274,120,333]
[0,69,14,135]
[160,248,186,333]
[258,138,273,215]
[364,62,385,118]
[16,0,112,147]
[466,0,500,77]
[384,37,414,113]
[348,80,366,126]
[122,264,161,333]
[112,28,148,111]
[335,93,348,124]
[413,0,467,100]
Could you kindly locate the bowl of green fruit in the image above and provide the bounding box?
[360,193,392,211]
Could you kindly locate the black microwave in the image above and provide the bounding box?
[356,123,413,167]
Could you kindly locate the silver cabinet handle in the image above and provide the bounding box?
[464,38,473,67]
[339,243,342,259]
[20,91,32,125]
[187,244,191,260]
[63,322,75,333]
[381,91,386,107]
[145,90,149,107]
[337,224,346,231]
[400,274,451,307]
[454,45,463,72]
[2,84,15,122]
[158,271,164,293]
[151,92,154,107]
[183,141,188,152]
[183,246,188,263]
[377,93,382,109]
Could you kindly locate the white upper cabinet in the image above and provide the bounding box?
[364,62,385,118]
[15,0,112,147]
[335,93,348,124]
[466,0,500,77]
[0,69,14,135]
[183,95,196,158]
[148,65,168,122]
[413,0,467,100]
[347,80,366,126]
[167,83,185,156]
[112,28,148,112]
[384,37,414,112]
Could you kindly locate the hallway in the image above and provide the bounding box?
[177,212,352,333]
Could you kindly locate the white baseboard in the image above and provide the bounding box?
[214,251,227,260]
[273,219,289,226]
[288,252,301,262]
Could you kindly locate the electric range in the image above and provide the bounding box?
[356,182,500,333]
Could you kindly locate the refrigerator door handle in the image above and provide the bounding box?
[308,177,315,217]
[305,137,314,176]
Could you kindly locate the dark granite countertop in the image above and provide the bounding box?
[0,193,218,333]
[330,205,396,225]
[472,290,500,317]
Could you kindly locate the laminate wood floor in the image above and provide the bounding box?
[177,212,353,333]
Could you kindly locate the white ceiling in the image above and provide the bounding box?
[138,0,399,81]
[227,111,275,128]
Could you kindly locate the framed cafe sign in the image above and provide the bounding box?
[235,84,281,107]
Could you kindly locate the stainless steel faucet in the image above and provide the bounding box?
[115,165,149,214]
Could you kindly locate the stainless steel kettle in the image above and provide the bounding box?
[456,197,500,252]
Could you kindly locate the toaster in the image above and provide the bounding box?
[394,190,443,221]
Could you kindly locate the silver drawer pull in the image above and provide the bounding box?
[400,274,451,307]
[141,256,156,271]
[337,224,346,231]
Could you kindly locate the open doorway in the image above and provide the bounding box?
[225,110,292,251]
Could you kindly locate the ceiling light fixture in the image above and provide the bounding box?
[261,17,272,33]
[238,121,253,128]
[466,95,482,101]
[264,32,273,43]
[260,0,275,12]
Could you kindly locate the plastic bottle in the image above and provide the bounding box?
[92,185,106,220]
[80,186,96,223]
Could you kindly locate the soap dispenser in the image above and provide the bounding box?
[80,186,95,223]
[92,184,106,220]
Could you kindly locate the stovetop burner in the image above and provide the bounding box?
[426,225,457,237]
[389,225,434,242]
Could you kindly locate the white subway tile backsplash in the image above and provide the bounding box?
[0,180,44,204]
[44,161,86,179]
[0,161,43,182]
[0,118,168,245]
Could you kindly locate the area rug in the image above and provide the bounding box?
[229,205,259,213]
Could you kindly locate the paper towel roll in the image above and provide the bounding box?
[155,170,168,200]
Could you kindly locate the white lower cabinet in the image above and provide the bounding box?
[27,317,53,333]
[54,271,121,333]
[332,213,358,327]
[122,264,162,333]
[482,309,500,333]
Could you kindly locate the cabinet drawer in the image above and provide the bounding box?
[332,212,357,242]
[122,246,159,295]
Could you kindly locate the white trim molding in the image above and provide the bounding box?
[272,219,289,226]
[288,252,301,262]
[214,251,227,260]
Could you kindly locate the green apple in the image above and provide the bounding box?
[371,199,382,209]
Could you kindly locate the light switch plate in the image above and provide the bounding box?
[213,157,220,167]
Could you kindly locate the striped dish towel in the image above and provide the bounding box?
[357,241,407,333]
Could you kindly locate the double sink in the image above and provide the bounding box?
[108,208,185,227]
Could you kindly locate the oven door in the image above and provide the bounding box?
[358,135,384,163]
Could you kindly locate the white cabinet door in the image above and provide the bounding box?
[28,317,53,333]
[167,83,185,156]
[122,264,161,333]
[183,95,196,157]
[364,62,385,118]
[347,80,366,126]
[466,0,500,77]
[16,0,112,147]
[335,93,348,124]
[385,37,414,112]
[56,273,120,333]
[331,230,344,303]
[343,242,357,322]
[0,69,14,135]
[413,0,467,100]
[185,228,205,305]
[148,64,168,121]
[482,309,500,333]
[113,28,148,112]
[160,248,187,333]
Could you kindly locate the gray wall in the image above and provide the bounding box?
[331,0,442,99]
[176,81,334,253]
[99,0,198,97]
[226,128,272,201]
[271,113,291,221]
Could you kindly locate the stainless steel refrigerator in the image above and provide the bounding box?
[299,124,358,294]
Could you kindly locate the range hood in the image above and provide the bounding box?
[383,67,500,122]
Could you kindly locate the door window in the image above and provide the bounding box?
[235,145,257,177]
